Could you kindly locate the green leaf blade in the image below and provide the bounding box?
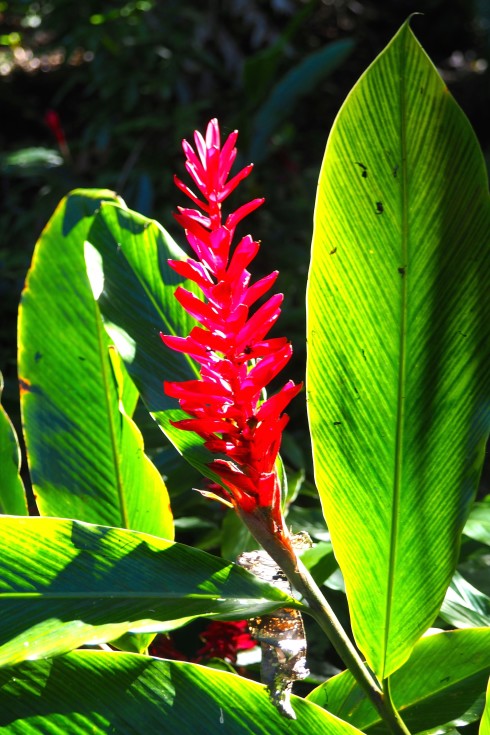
[0,373,27,515]
[87,203,217,480]
[307,628,490,733]
[307,21,490,678]
[18,190,172,538]
[0,650,364,734]
[0,516,299,667]
[481,677,490,735]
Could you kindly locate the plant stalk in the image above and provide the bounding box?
[382,677,411,735]
[241,510,411,735]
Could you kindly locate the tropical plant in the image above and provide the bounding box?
[1,19,489,735]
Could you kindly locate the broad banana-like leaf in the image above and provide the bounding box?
[307,20,490,678]
[18,189,173,538]
[0,650,363,734]
[0,516,298,667]
[307,628,490,733]
[482,678,490,735]
[0,372,27,515]
[86,202,218,481]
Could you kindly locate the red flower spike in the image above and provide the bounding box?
[162,119,302,542]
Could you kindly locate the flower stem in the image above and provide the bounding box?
[241,512,411,735]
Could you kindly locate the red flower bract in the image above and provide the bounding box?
[195,620,256,664]
[162,119,301,534]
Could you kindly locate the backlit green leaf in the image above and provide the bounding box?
[0,372,27,515]
[481,678,490,735]
[307,628,490,733]
[307,20,490,678]
[18,189,173,538]
[86,202,218,481]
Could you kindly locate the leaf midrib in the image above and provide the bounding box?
[383,29,409,679]
[1,592,292,601]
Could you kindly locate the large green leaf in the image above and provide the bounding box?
[307,629,490,733]
[0,372,27,515]
[0,516,299,667]
[463,500,490,547]
[18,189,173,538]
[482,678,490,735]
[439,572,490,628]
[306,20,490,678]
[86,202,218,481]
[0,650,363,734]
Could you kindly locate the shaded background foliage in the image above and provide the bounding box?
[0,0,489,689]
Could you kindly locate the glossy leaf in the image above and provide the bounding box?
[0,372,27,515]
[306,20,490,677]
[18,189,173,538]
[0,650,363,734]
[0,516,299,667]
[107,345,173,539]
[86,202,218,481]
[307,629,490,733]
[481,678,490,735]
[439,572,490,628]
[463,501,490,547]
[109,631,156,654]
[459,550,490,598]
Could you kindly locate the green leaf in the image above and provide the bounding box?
[459,550,490,598]
[464,500,490,547]
[109,630,156,654]
[0,516,299,667]
[18,189,173,538]
[0,372,27,515]
[220,508,256,561]
[0,650,363,734]
[307,628,490,733]
[0,147,63,176]
[439,572,490,628]
[107,346,173,539]
[249,38,355,163]
[299,541,337,587]
[481,677,490,735]
[86,202,218,481]
[306,20,490,678]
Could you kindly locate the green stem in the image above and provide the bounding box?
[382,677,411,735]
[240,511,411,735]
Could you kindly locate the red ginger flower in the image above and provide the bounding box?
[149,621,255,665]
[162,119,301,537]
[195,620,256,664]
